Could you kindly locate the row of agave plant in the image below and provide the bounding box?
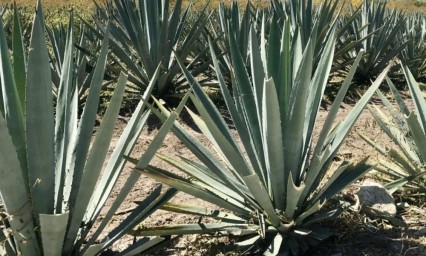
[0,0,425,255]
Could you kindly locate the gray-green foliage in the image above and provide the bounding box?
[94,0,212,98]
[47,18,106,109]
[0,2,175,255]
[361,66,426,194]
[335,1,408,81]
[129,13,394,255]
[399,13,426,80]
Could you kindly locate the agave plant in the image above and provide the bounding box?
[46,16,123,116]
[218,0,258,60]
[128,15,394,254]
[360,65,426,194]
[0,2,179,255]
[398,13,426,81]
[92,0,213,99]
[273,0,366,72]
[202,0,262,88]
[271,0,339,53]
[48,19,97,103]
[335,1,408,82]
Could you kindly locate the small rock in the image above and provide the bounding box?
[357,180,397,217]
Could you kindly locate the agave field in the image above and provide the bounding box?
[0,0,426,255]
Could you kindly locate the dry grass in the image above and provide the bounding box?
[0,0,93,9]
[1,0,426,13]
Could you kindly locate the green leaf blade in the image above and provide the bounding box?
[26,1,55,216]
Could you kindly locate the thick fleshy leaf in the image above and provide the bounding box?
[130,223,259,236]
[12,5,26,113]
[64,23,111,220]
[39,213,69,256]
[119,237,167,256]
[26,0,55,217]
[65,72,127,252]
[262,78,285,209]
[264,233,283,256]
[402,65,426,132]
[0,4,26,181]
[0,115,40,255]
[53,17,78,213]
[161,203,246,223]
[406,113,426,163]
[82,66,162,247]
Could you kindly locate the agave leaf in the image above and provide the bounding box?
[296,200,322,225]
[131,223,259,237]
[144,0,160,65]
[118,237,167,256]
[26,0,55,217]
[65,23,111,218]
[262,78,285,208]
[388,148,419,176]
[384,171,426,194]
[39,213,69,256]
[285,175,306,219]
[249,26,265,119]
[65,71,127,253]
[142,165,251,217]
[402,64,426,132]
[92,187,177,254]
[85,109,151,225]
[235,234,261,247]
[12,5,26,112]
[172,55,263,207]
[264,233,283,256]
[53,16,78,212]
[284,31,314,184]
[243,174,285,230]
[174,54,241,162]
[228,24,264,173]
[189,94,252,177]
[315,159,373,205]
[208,38,266,184]
[359,133,389,157]
[303,208,343,226]
[84,91,189,249]
[277,20,292,122]
[386,77,410,116]
[83,243,107,256]
[375,90,407,129]
[300,27,336,177]
[0,4,26,181]
[327,62,393,157]
[312,50,364,161]
[161,203,246,223]
[82,67,160,244]
[0,115,40,255]
[367,105,420,167]
[406,113,426,162]
[157,154,247,201]
[267,15,281,89]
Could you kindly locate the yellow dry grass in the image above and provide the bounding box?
[1,0,426,13]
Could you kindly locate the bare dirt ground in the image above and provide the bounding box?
[97,94,426,256]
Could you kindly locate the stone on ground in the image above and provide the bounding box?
[357,180,397,217]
